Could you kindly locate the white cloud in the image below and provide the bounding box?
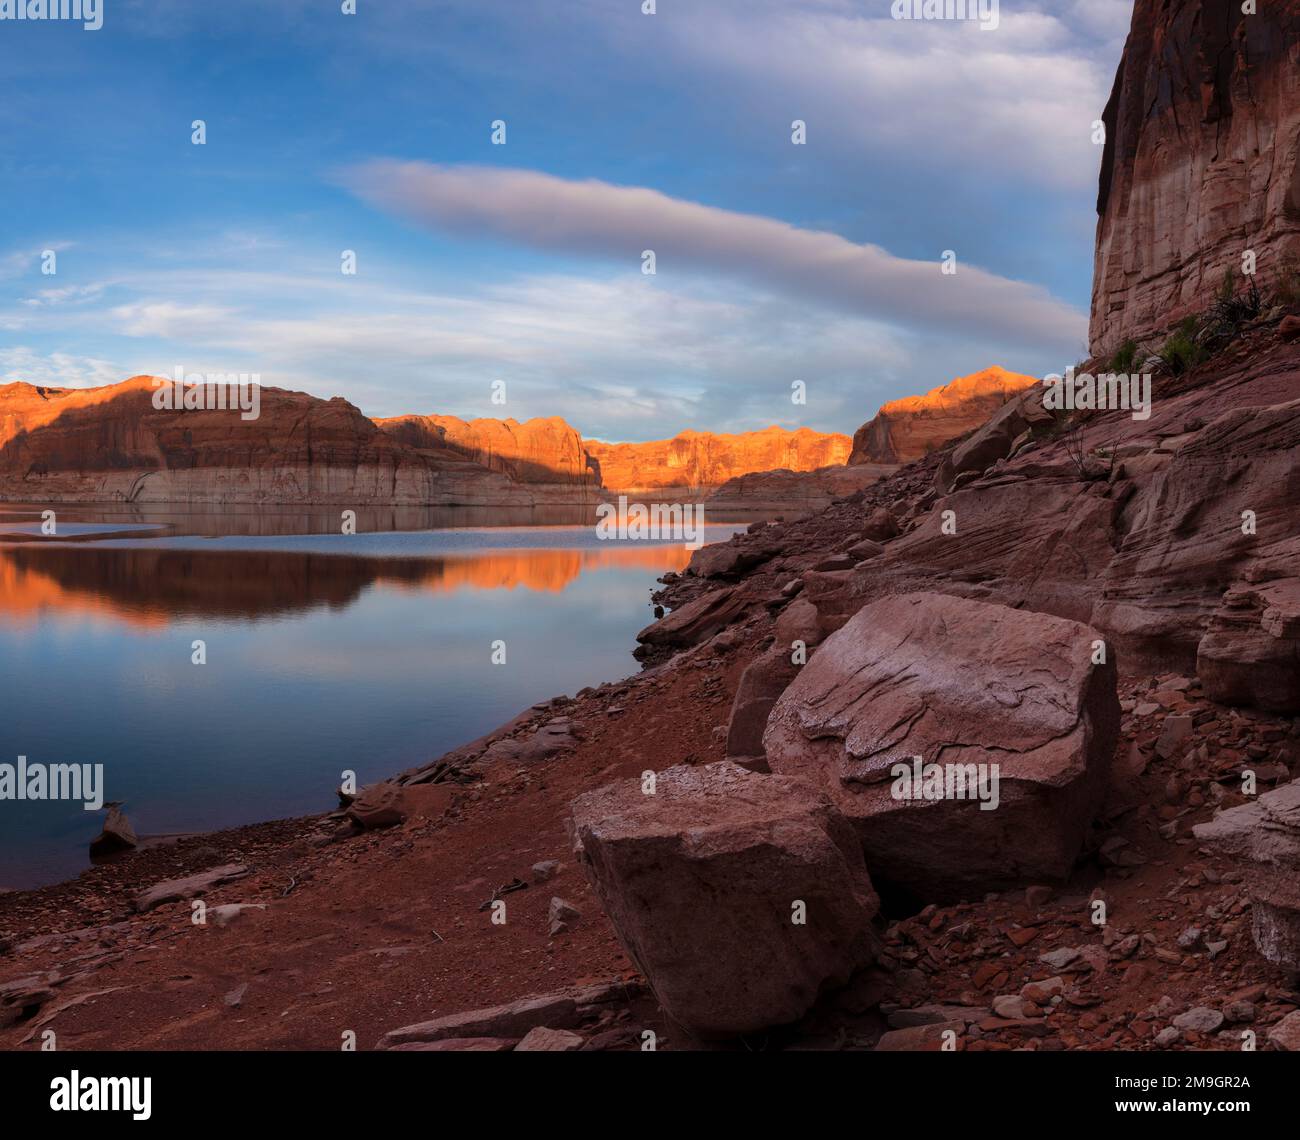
[111,301,237,339]
[584,0,1115,191]
[21,283,106,307]
[0,347,125,389]
[343,162,1086,350]
[92,268,918,438]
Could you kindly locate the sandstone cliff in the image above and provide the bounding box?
[0,377,557,506]
[848,366,1040,465]
[0,378,859,506]
[584,426,852,495]
[1090,0,1300,355]
[376,413,597,487]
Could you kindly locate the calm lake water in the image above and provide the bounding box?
[0,503,747,888]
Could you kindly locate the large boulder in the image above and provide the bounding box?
[89,805,138,856]
[635,585,749,652]
[686,536,782,579]
[763,592,1120,900]
[1193,779,1300,970]
[724,644,802,769]
[570,761,879,1038]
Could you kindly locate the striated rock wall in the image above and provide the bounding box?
[849,367,1040,465]
[0,377,569,506]
[705,462,895,512]
[376,413,597,488]
[1090,0,1300,355]
[584,426,851,495]
[1,379,857,506]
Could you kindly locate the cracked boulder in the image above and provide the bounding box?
[570,761,879,1038]
[764,592,1120,900]
[1193,778,1300,970]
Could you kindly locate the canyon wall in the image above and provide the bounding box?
[1090,0,1300,355]
[376,413,597,488]
[584,426,852,496]
[0,377,561,506]
[0,378,854,505]
[848,367,1039,465]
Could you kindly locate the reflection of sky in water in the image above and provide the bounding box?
[0,527,731,888]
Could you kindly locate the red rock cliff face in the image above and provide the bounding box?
[1090,0,1300,355]
[376,414,596,487]
[0,377,552,505]
[849,367,1040,465]
[583,426,852,494]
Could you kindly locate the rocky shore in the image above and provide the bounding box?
[3,316,1299,1051]
[4,0,1300,1057]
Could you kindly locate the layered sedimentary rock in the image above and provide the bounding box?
[0,377,557,505]
[705,462,894,511]
[756,338,1300,711]
[933,383,1056,493]
[1194,779,1300,969]
[570,761,878,1037]
[1090,0,1300,355]
[0,377,857,506]
[850,367,1040,465]
[376,413,596,487]
[763,593,1120,900]
[584,426,851,495]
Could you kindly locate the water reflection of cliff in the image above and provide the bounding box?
[0,501,601,538]
[0,543,693,627]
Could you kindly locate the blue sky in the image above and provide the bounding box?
[0,0,1132,441]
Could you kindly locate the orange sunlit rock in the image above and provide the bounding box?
[849,366,1040,465]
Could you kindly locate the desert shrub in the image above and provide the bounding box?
[1107,338,1145,373]
[1205,270,1263,338]
[1152,317,1208,376]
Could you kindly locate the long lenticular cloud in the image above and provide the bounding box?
[343,161,1085,350]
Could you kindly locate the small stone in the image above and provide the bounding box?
[548,897,581,936]
[1176,926,1203,950]
[210,903,267,928]
[1111,934,1140,959]
[532,860,560,883]
[1172,1007,1224,1034]
[992,995,1025,1020]
[1154,1026,1182,1047]
[1222,1001,1255,1024]
[514,1026,584,1052]
[875,1022,965,1051]
[1021,976,1065,1004]
[1155,715,1194,760]
[1038,947,1081,970]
